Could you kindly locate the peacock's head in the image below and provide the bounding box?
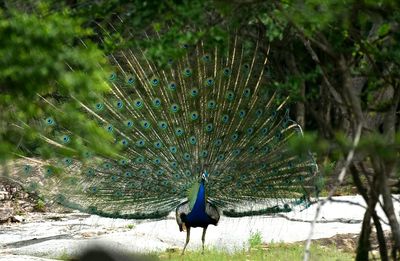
[201,171,209,183]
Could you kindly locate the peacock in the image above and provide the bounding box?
[9,30,319,254]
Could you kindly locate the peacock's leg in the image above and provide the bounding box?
[181,226,190,255]
[201,227,207,254]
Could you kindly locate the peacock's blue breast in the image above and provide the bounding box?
[186,182,213,227]
[186,206,213,227]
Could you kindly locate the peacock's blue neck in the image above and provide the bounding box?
[193,180,206,211]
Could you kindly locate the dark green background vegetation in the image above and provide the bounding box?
[0,0,399,260]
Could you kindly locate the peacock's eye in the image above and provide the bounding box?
[223,68,231,76]
[184,68,192,77]
[46,117,55,125]
[109,72,116,81]
[190,88,198,97]
[127,77,135,84]
[150,78,159,87]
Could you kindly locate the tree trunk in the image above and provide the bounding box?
[380,165,400,260]
[287,49,306,128]
[372,209,389,261]
[381,85,400,259]
[351,163,388,261]
[357,209,373,261]
[296,86,305,128]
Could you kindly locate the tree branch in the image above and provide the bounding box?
[303,124,362,261]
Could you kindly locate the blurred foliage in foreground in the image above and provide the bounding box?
[0,6,113,160]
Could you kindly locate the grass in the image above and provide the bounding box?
[126,224,135,229]
[157,243,354,261]
[249,231,263,249]
[34,198,46,212]
[58,231,354,261]
[58,243,354,261]
[157,230,353,260]
[158,230,352,261]
[58,251,71,261]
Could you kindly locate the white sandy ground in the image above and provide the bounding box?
[0,195,399,260]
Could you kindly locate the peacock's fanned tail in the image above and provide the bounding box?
[12,33,319,219]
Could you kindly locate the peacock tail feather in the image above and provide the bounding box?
[11,30,319,219]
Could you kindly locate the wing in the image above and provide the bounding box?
[206,200,220,224]
[175,200,190,231]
